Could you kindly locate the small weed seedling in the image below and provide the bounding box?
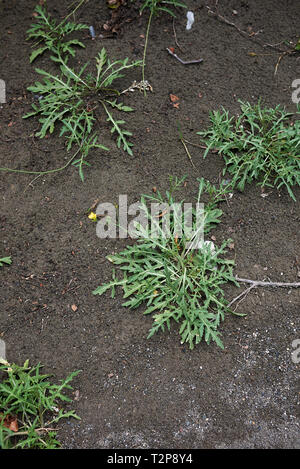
[0,359,80,449]
[0,257,11,267]
[93,177,240,350]
[197,100,300,200]
[27,4,89,63]
[139,0,187,91]
[23,48,141,180]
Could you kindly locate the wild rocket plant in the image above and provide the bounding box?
[93,177,240,350]
[197,100,300,200]
[23,48,141,180]
[27,4,89,63]
[0,359,80,449]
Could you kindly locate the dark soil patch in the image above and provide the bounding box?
[0,0,299,449]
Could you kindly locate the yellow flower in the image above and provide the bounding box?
[88,212,97,222]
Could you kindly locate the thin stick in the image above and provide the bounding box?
[4,427,57,442]
[142,9,154,96]
[0,146,81,176]
[207,5,295,75]
[228,284,256,309]
[1,120,88,183]
[182,138,219,153]
[177,123,195,168]
[166,48,203,65]
[235,277,300,288]
[228,276,300,311]
[206,5,296,57]
[55,0,87,31]
[274,52,287,76]
[206,6,265,46]
[172,18,184,53]
[180,138,195,168]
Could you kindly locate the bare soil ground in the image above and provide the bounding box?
[0,0,299,449]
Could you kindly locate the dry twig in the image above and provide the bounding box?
[229,276,300,311]
[206,4,297,75]
[172,18,184,52]
[166,48,203,65]
[206,5,263,42]
[235,277,300,288]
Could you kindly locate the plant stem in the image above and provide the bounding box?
[180,135,196,168]
[54,0,86,32]
[177,122,195,167]
[0,145,82,176]
[142,9,154,96]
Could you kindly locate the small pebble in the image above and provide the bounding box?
[89,25,96,39]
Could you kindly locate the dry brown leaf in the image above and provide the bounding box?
[170,94,179,103]
[0,413,19,432]
[8,417,18,432]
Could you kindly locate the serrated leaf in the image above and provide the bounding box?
[29,47,48,63]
